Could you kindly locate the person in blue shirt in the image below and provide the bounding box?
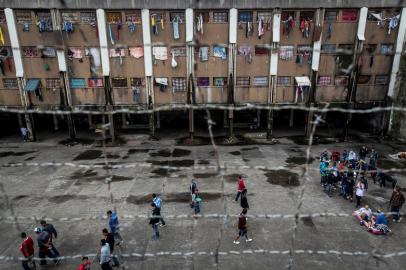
[152,194,166,227]
[107,210,123,245]
[374,211,388,226]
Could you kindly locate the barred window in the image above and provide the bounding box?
[238,11,253,22]
[131,77,144,86]
[324,10,338,22]
[15,11,32,24]
[321,44,336,54]
[357,75,371,84]
[109,48,125,57]
[236,76,250,87]
[253,76,269,87]
[375,75,388,85]
[213,77,227,87]
[197,77,210,87]
[88,78,104,88]
[80,12,96,24]
[342,10,358,22]
[125,11,141,23]
[22,47,39,57]
[334,76,349,86]
[106,12,122,23]
[297,45,312,53]
[281,11,295,21]
[277,76,291,86]
[170,12,185,22]
[61,11,79,23]
[112,77,128,87]
[300,11,314,21]
[3,79,18,89]
[257,11,272,22]
[255,46,269,56]
[171,46,186,57]
[196,12,210,23]
[380,44,394,55]
[172,77,187,92]
[317,76,331,85]
[46,78,61,90]
[70,78,86,89]
[213,11,228,23]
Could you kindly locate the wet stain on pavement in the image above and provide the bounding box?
[264,170,300,187]
[197,160,210,165]
[242,147,259,151]
[58,138,95,146]
[301,216,315,227]
[73,150,103,161]
[13,195,28,201]
[128,149,151,154]
[172,148,191,157]
[169,159,194,167]
[0,151,37,158]
[48,195,77,204]
[165,192,222,203]
[71,169,133,183]
[24,156,35,161]
[229,151,241,156]
[285,156,315,165]
[193,173,218,179]
[378,158,406,169]
[149,149,171,157]
[126,194,152,204]
[106,153,120,159]
[243,158,250,162]
[146,160,169,166]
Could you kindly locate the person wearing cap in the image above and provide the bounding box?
[19,232,35,270]
[77,256,91,270]
[34,227,59,265]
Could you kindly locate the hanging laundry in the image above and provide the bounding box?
[132,87,141,103]
[108,23,115,45]
[196,13,204,35]
[160,16,164,30]
[5,58,12,72]
[283,16,294,36]
[63,21,74,33]
[0,60,5,75]
[173,16,180,39]
[279,46,294,61]
[388,15,399,35]
[152,47,168,60]
[0,27,4,45]
[326,23,332,40]
[155,78,168,92]
[213,46,227,60]
[171,52,178,68]
[258,17,264,39]
[34,88,43,102]
[128,22,136,33]
[266,17,271,31]
[44,63,50,71]
[247,47,253,64]
[37,18,52,32]
[68,48,83,59]
[117,22,122,40]
[89,48,101,67]
[303,20,311,38]
[109,48,125,58]
[41,47,56,58]
[370,55,374,67]
[246,21,253,38]
[199,46,209,62]
[129,47,144,58]
[23,22,30,32]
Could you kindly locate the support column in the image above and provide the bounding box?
[142,9,155,138]
[97,9,115,143]
[228,8,238,138]
[53,115,59,131]
[5,8,35,141]
[186,8,194,139]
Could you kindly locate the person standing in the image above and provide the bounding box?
[152,193,166,227]
[99,239,112,270]
[40,220,60,258]
[107,210,123,245]
[389,186,405,223]
[77,256,91,270]
[149,203,160,240]
[233,208,252,244]
[19,232,35,270]
[190,179,197,208]
[240,189,249,209]
[347,173,355,202]
[235,176,246,202]
[193,189,202,218]
[102,228,115,254]
[319,161,328,186]
[20,127,29,142]
[34,227,59,265]
[355,180,365,208]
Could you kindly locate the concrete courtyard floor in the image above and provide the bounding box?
[0,132,405,270]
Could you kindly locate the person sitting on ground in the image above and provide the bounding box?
[370,209,391,234]
[355,205,373,228]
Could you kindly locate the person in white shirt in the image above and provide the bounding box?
[99,239,111,270]
[355,180,365,208]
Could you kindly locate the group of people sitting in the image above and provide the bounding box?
[354,205,391,234]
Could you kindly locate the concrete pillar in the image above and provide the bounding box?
[53,114,59,131]
[228,8,238,138]
[88,114,93,129]
[5,8,35,141]
[186,8,194,139]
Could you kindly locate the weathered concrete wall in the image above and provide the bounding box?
[390,55,406,141]
[2,0,406,9]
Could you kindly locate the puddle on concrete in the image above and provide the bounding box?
[165,192,222,203]
[106,153,120,159]
[13,195,28,201]
[285,156,315,165]
[289,147,304,153]
[71,169,133,184]
[73,150,103,161]
[128,149,151,154]
[24,156,35,161]
[193,173,218,179]
[126,194,152,204]
[172,148,191,157]
[169,159,194,167]
[0,151,37,158]
[149,149,171,157]
[243,158,250,162]
[287,136,339,146]
[146,160,169,166]
[229,151,241,156]
[150,168,170,177]
[197,160,210,165]
[242,147,259,151]
[177,135,276,146]
[58,138,95,146]
[48,195,77,204]
[264,170,300,187]
[379,159,406,169]
[301,216,315,227]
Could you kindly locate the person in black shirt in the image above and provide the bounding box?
[149,203,160,240]
[240,189,249,209]
[102,228,115,253]
[40,220,60,257]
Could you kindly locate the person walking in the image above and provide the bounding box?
[193,189,202,218]
[99,239,112,270]
[40,220,60,258]
[235,176,246,202]
[233,208,252,244]
[190,179,197,208]
[346,172,355,202]
[355,180,365,208]
[240,189,249,209]
[102,228,115,254]
[19,232,35,270]
[20,127,29,142]
[107,210,123,245]
[34,227,59,266]
[149,203,160,240]
[389,186,405,223]
[77,256,91,270]
[152,193,166,227]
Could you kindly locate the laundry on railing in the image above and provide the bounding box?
[129,47,144,58]
[173,16,181,39]
[155,77,168,92]
[109,48,125,58]
[279,46,294,61]
[300,19,311,38]
[238,46,253,64]
[171,52,178,68]
[0,26,4,45]
[196,13,204,35]
[41,47,56,58]
[258,17,264,39]
[152,46,168,60]
[199,46,209,62]
[117,22,123,40]
[23,22,30,32]
[368,12,400,35]
[246,21,253,38]
[108,23,115,45]
[68,47,83,60]
[213,46,227,60]
[128,22,136,33]
[326,23,333,40]
[132,87,141,103]
[282,16,294,36]
[37,18,52,32]
[63,21,74,33]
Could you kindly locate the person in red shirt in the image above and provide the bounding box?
[233,208,253,244]
[235,176,246,202]
[19,232,35,270]
[77,256,91,270]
